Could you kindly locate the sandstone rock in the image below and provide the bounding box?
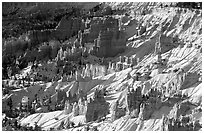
[119,56,125,63]
[87,17,126,58]
[116,62,123,71]
[85,89,109,122]
[73,102,79,116]
[55,17,85,41]
[64,100,72,114]
[56,90,67,104]
[111,100,126,121]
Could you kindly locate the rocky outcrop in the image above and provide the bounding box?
[127,87,142,117]
[85,88,109,122]
[162,102,202,131]
[127,87,163,120]
[2,2,202,131]
[54,17,85,41]
[80,16,126,58]
[91,29,126,57]
[56,90,67,105]
[111,100,126,121]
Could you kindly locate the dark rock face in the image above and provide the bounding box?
[27,17,85,46]
[175,2,202,9]
[165,117,201,131]
[55,17,85,41]
[80,16,126,58]
[127,87,142,113]
[85,89,109,122]
[111,100,126,121]
[180,72,200,90]
[56,90,67,104]
[87,16,118,42]
[163,103,202,131]
[127,87,163,120]
[92,19,126,57]
[28,30,53,46]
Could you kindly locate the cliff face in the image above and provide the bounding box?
[85,16,126,57]
[95,30,126,57]
[85,89,109,122]
[55,17,85,41]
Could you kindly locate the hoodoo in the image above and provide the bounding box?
[2,2,202,131]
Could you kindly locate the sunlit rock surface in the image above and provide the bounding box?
[2,2,202,131]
